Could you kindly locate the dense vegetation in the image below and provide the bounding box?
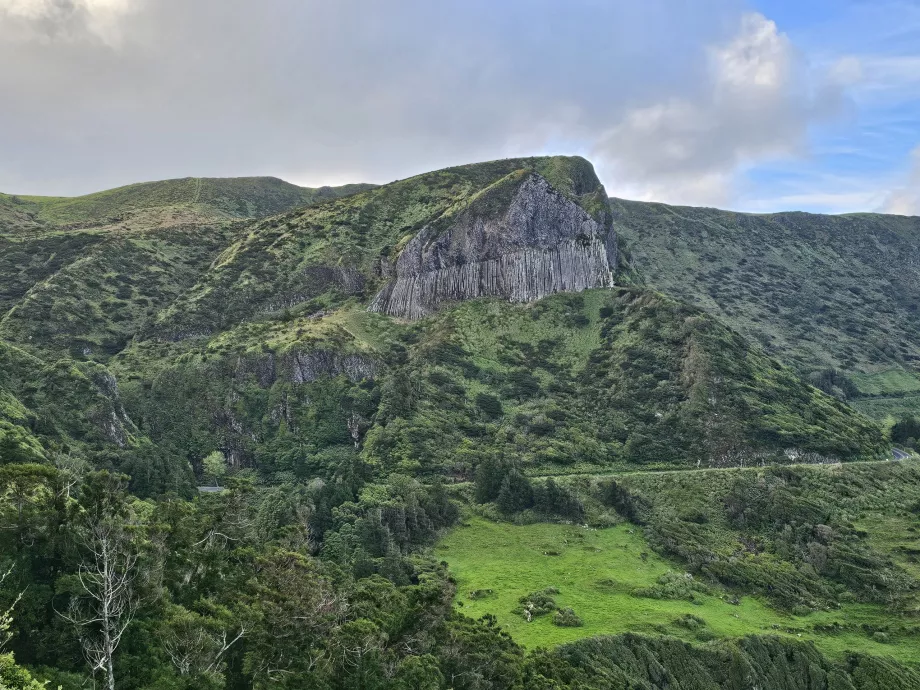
[0,178,372,362]
[612,198,920,418]
[4,464,920,689]
[448,462,920,654]
[0,156,915,688]
[108,288,884,485]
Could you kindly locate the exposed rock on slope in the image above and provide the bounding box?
[149,156,615,337]
[370,172,616,319]
[235,348,376,386]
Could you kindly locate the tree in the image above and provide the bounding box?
[0,568,45,690]
[474,457,505,504]
[1,566,18,652]
[202,451,227,488]
[242,550,343,687]
[0,434,35,467]
[160,604,243,687]
[60,472,142,690]
[474,393,503,419]
[0,463,58,545]
[533,478,583,520]
[496,470,533,514]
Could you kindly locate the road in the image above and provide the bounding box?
[526,454,913,481]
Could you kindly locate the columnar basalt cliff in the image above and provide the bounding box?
[369,172,617,319]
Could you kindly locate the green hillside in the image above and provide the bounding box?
[611,199,920,419]
[0,177,376,233]
[0,156,915,690]
[0,178,374,361]
[151,155,610,339]
[109,289,883,488]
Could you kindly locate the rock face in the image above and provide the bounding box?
[369,173,616,319]
[235,349,376,387]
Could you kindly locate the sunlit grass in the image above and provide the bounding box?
[437,517,920,663]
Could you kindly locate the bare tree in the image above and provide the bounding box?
[0,566,21,652]
[346,412,363,449]
[60,474,141,690]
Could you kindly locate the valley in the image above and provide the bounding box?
[2,156,920,689]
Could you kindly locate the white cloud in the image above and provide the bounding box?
[0,0,132,44]
[0,0,750,196]
[595,13,846,207]
[828,56,863,86]
[847,55,920,103]
[883,145,920,216]
[744,190,890,214]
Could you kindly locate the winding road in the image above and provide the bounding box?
[892,447,910,461]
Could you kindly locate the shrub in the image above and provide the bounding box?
[514,589,558,620]
[474,457,506,503]
[468,589,494,600]
[553,608,583,627]
[599,480,649,525]
[505,369,541,399]
[633,571,710,601]
[475,392,503,418]
[673,614,706,631]
[533,479,584,520]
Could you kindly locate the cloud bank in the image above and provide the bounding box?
[0,1,852,207]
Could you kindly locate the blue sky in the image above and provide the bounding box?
[2,0,919,215]
[736,0,920,212]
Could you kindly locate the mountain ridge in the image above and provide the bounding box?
[611,195,920,418]
[3,154,920,690]
[0,176,377,233]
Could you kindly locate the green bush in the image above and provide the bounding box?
[553,607,583,627]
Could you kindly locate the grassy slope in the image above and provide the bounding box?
[611,198,920,417]
[0,339,137,456]
[382,289,884,471]
[0,156,913,681]
[441,458,920,665]
[439,517,918,663]
[0,225,236,359]
[1,177,376,231]
[0,158,887,473]
[110,288,885,481]
[0,178,374,361]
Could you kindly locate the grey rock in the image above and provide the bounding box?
[369,173,616,319]
[235,349,377,387]
[286,351,376,384]
[90,369,135,447]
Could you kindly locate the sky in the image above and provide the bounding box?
[1,0,919,214]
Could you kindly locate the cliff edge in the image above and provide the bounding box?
[369,169,617,319]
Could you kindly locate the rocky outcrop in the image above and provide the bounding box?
[285,351,376,384]
[235,349,376,387]
[88,369,136,447]
[369,173,616,319]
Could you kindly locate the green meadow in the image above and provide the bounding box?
[436,516,920,663]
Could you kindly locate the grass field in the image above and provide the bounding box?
[849,369,920,397]
[852,394,920,420]
[436,516,920,663]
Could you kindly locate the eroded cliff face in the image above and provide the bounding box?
[369,173,616,319]
[234,349,377,387]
